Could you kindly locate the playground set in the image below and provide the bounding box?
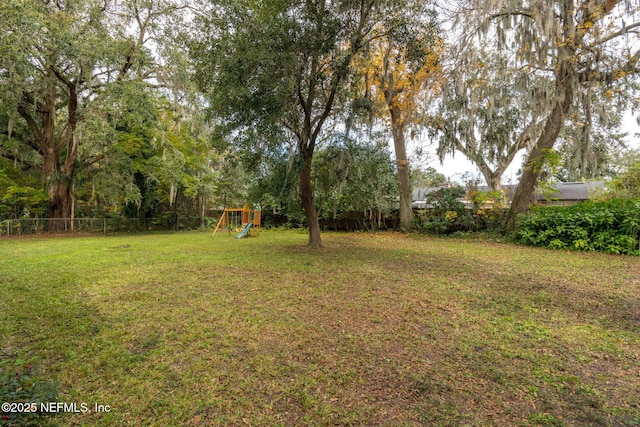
[212,204,261,238]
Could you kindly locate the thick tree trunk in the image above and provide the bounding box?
[46,180,74,231]
[71,185,75,231]
[48,181,72,231]
[488,175,502,192]
[477,163,502,192]
[505,79,572,230]
[299,152,323,248]
[48,86,79,231]
[42,150,74,231]
[19,72,79,232]
[389,105,413,230]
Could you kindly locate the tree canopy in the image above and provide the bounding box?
[191,0,422,246]
[355,2,442,229]
[447,0,640,228]
[2,0,640,238]
[433,49,540,191]
[0,0,185,227]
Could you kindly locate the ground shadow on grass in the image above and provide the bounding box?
[3,232,639,426]
[232,235,640,426]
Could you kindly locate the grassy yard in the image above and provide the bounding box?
[1,230,639,426]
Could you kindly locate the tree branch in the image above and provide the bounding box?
[578,49,640,83]
[587,21,640,48]
[0,152,40,170]
[297,65,309,120]
[489,11,533,20]
[16,103,44,147]
[49,64,74,90]
[576,0,620,37]
[81,154,106,171]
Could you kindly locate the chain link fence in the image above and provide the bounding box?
[0,217,216,237]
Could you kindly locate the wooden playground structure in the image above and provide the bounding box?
[212,205,261,238]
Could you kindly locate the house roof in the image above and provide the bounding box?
[411,187,439,202]
[542,181,605,201]
[412,181,605,203]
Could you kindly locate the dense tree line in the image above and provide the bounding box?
[2,0,640,241]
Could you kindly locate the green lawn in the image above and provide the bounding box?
[1,230,639,426]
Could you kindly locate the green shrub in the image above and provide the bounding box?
[417,187,511,234]
[417,187,476,234]
[608,160,640,199]
[468,189,509,232]
[1,360,59,426]
[515,199,640,255]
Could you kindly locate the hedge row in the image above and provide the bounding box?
[516,199,640,255]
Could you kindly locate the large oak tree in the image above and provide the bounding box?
[434,49,542,191]
[450,0,640,228]
[359,4,441,229]
[0,0,181,229]
[191,0,410,247]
